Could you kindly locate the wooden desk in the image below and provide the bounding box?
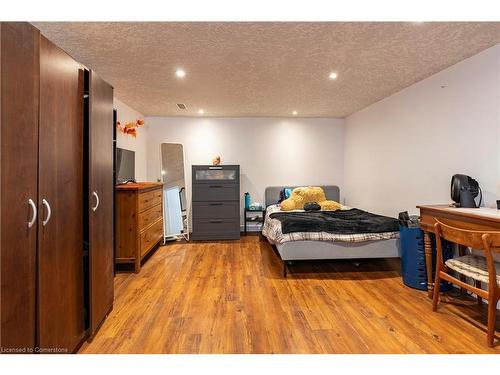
[417,204,500,298]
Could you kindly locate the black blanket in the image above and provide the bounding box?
[269,208,399,235]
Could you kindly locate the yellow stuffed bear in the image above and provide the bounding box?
[280,186,341,211]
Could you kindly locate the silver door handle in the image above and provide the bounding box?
[92,191,99,212]
[28,198,37,228]
[42,199,51,226]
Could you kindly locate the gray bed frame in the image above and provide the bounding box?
[264,185,400,277]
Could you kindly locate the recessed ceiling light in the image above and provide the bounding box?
[329,72,338,80]
[175,69,186,78]
[292,111,298,116]
[198,109,204,114]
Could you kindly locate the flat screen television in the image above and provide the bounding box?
[116,148,135,184]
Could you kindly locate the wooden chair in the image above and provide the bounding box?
[432,219,500,347]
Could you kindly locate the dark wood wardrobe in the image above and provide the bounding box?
[0,21,39,353]
[88,71,114,336]
[37,32,86,353]
[0,22,114,353]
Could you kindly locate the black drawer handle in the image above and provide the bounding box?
[210,220,223,223]
[209,203,223,206]
[209,185,224,188]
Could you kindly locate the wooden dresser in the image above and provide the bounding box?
[115,182,164,272]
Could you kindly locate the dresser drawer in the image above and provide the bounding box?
[138,203,163,230]
[192,165,239,184]
[192,184,239,202]
[140,218,163,256]
[138,188,162,212]
[192,218,240,240]
[192,201,239,219]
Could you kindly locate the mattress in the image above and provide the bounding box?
[262,204,399,245]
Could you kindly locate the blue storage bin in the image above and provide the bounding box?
[400,225,453,291]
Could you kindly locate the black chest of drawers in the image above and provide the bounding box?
[191,165,240,240]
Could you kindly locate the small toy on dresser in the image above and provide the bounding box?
[212,155,221,166]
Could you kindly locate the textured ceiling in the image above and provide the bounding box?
[32,22,500,117]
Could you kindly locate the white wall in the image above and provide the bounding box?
[344,44,500,217]
[145,117,345,223]
[114,98,149,181]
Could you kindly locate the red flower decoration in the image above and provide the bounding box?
[116,119,144,138]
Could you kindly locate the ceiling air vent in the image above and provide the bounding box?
[177,103,186,110]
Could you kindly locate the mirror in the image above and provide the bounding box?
[160,143,188,240]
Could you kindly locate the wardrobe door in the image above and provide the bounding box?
[0,22,39,351]
[38,35,85,352]
[88,71,114,336]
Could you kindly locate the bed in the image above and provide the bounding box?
[262,185,400,277]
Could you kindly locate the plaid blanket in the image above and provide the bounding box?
[262,204,399,245]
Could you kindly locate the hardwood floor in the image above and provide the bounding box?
[80,236,499,354]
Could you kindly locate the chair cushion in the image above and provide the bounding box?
[445,255,500,284]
